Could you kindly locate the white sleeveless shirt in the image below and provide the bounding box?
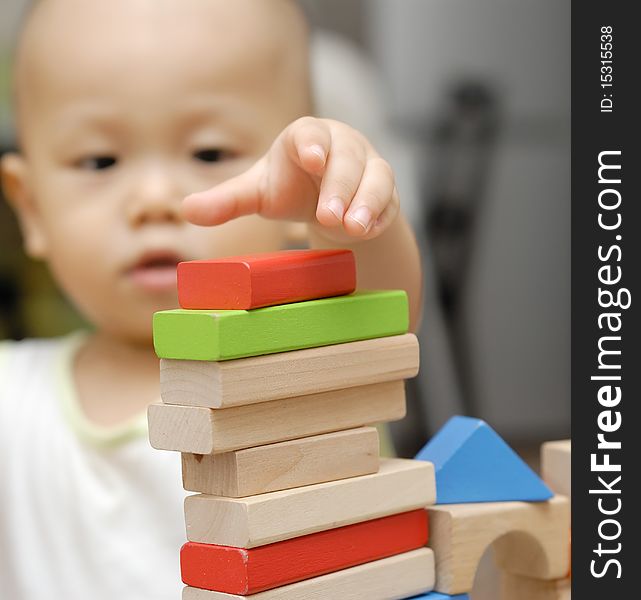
[0,334,185,600]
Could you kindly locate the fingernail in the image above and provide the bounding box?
[349,206,373,232]
[309,144,326,164]
[326,197,344,221]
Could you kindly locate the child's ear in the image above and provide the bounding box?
[1,152,48,258]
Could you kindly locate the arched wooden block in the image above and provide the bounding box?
[428,496,570,594]
[501,573,570,600]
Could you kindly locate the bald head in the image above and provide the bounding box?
[3,0,313,342]
[13,0,312,150]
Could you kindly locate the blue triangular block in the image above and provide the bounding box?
[415,416,553,504]
[406,593,469,599]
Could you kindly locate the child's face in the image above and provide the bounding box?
[4,0,310,343]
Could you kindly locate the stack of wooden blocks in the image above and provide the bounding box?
[148,249,439,599]
[147,248,572,600]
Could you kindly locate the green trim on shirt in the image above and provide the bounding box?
[56,332,149,448]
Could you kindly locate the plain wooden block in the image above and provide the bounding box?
[177,249,356,310]
[541,440,571,498]
[428,496,570,594]
[180,510,428,594]
[182,548,435,600]
[149,380,405,455]
[160,333,419,408]
[185,458,436,547]
[181,427,380,497]
[153,290,408,361]
[501,573,571,600]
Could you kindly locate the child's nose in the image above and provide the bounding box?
[126,166,183,226]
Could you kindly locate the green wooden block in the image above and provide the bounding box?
[153,290,408,361]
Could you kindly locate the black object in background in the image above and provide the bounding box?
[425,81,500,414]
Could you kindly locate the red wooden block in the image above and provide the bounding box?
[177,249,356,310]
[180,509,428,594]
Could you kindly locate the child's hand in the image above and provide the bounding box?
[182,117,399,243]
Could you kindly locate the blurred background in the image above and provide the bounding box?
[0,1,570,597]
[301,0,571,458]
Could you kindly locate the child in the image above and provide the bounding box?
[0,0,422,598]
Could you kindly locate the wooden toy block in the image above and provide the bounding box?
[184,458,436,547]
[541,440,571,498]
[415,416,553,503]
[160,333,419,409]
[428,495,570,594]
[181,427,380,497]
[500,573,570,600]
[180,509,428,594]
[149,380,405,455]
[182,548,435,600]
[153,290,408,361]
[177,249,356,310]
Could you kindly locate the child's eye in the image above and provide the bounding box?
[193,149,227,163]
[76,156,118,170]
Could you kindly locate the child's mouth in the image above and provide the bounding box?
[128,252,182,293]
